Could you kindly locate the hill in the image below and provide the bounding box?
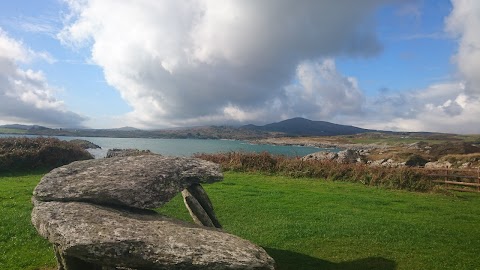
[0,124,50,131]
[242,117,372,136]
[0,117,373,139]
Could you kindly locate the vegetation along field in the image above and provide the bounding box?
[1,170,479,270]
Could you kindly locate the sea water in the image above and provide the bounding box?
[0,134,338,158]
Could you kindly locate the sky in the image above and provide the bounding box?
[0,0,479,134]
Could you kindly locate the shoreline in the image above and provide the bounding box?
[252,137,388,151]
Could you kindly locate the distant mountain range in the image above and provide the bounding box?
[0,124,50,131]
[0,117,376,139]
[242,117,371,136]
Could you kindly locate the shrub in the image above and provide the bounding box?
[194,152,434,192]
[405,154,429,167]
[0,137,93,172]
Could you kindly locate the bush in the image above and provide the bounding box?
[0,137,93,172]
[194,152,434,192]
[405,154,429,167]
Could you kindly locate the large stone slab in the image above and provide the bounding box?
[33,155,223,209]
[32,200,275,270]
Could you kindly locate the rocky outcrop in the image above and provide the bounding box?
[68,139,101,149]
[31,155,275,270]
[302,149,366,164]
[302,151,337,161]
[106,148,152,158]
[368,158,405,168]
[425,161,452,169]
[336,149,365,164]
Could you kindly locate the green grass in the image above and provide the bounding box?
[344,133,480,145]
[0,171,55,270]
[1,171,480,270]
[0,128,26,134]
[160,172,480,270]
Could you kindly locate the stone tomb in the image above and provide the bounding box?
[31,155,275,270]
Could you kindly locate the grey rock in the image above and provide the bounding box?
[182,184,222,228]
[370,159,387,166]
[425,161,452,169]
[106,148,152,158]
[302,151,338,161]
[460,162,471,168]
[33,155,223,209]
[32,200,275,270]
[369,159,405,168]
[381,159,405,168]
[303,149,366,164]
[336,149,365,164]
[68,139,101,149]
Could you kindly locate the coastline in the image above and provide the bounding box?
[252,137,388,151]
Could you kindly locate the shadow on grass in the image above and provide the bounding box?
[0,169,50,177]
[265,248,397,270]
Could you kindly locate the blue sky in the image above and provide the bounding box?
[0,0,479,133]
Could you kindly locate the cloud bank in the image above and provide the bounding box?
[0,28,85,127]
[355,0,480,134]
[59,0,387,128]
[59,0,480,133]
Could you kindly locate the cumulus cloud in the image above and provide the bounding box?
[0,28,85,127]
[352,82,480,133]
[336,0,480,134]
[59,0,388,127]
[284,59,364,119]
[446,0,480,95]
[57,0,480,133]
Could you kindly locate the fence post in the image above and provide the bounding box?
[445,168,449,189]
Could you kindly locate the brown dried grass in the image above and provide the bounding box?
[194,152,434,192]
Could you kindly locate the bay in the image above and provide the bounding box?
[0,134,336,158]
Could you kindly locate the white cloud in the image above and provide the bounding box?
[0,28,85,127]
[59,0,389,128]
[446,0,480,95]
[336,0,480,134]
[354,82,480,133]
[284,59,364,119]
[57,0,480,133]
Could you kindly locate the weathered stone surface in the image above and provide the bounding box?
[68,139,101,149]
[369,158,405,168]
[106,148,152,158]
[182,184,222,228]
[302,151,338,161]
[425,161,452,169]
[33,155,223,209]
[336,149,364,164]
[302,149,366,164]
[32,200,275,270]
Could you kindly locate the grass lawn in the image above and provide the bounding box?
[1,171,480,270]
[0,171,55,270]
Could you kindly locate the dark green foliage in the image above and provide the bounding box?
[194,152,434,192]
[405,154,429,167]
[0,137,93,172]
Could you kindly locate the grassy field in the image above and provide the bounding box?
[1,171,480,269]
[0,171,55,270]
[0,128,27,135]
